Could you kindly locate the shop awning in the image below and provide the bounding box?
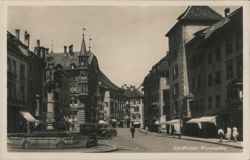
[99,120,106,124]
[20,111,39,122]
[133,121,140,125]
[187,116,217,126]
[199,116,216,125]
[166,119,181,125]
[154,120,160,125]
[187,118,202,123]
[187,118,202,129]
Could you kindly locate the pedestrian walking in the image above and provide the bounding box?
[217,128,224,143]
[130,125,135,138]
[232,127,239,142]
[145,126,148,134]
[225,127,232,142]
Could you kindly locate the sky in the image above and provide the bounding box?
[7,5,239,87]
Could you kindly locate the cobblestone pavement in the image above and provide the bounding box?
[8,128,243,153]
[101,128,242,152]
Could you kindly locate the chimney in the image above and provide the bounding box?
[15,29,20,40]
[24,31,30,49]
[69,44,73,53]
[36,40,40,55]
[64,46,67,54]
[224,8,230,17]
[37,40,40,48]
[46,48,49,54]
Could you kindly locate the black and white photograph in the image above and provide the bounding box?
[1,1,249,160]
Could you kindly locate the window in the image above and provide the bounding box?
[137,100,140,104]
[195,100,199,111]
[13,83,16,99]
[192,55,196,67]
[80,72,87,80]
[208,96,212,109]
[80,84,88,93]
[208,74,213,87]
[7,58,11,72]
[134,106,139,112]
[20,64,25,80]
[173,83,179,97]
[173,65,178,79]
[236,57,243,78]
[137,114,141,119]
[226,61,234,80]
[197,75,201,89]
[189,58,193,68]
[7,82,12,99]
[192,78,195,90]
[174,101,178,115]
[225,38,233,55]
[207,53,213,65]
[12,60,16,74]
[20,85,25,101]
[216,95,221,108]
[70,83,77,92]
[215,48,221,62]
[215,71,221,84]
[197,54,203,65]
[235,32,242,50]
[199,99,204,111]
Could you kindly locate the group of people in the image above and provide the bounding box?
[218,127,239,143]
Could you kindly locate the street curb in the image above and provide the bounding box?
[88,144,118,153]
[138,129,243,149]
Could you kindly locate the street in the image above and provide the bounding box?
[8,128,242,153]
[100,128,242,152]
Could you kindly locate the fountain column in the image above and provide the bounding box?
[45,56,56,130]
[46,91,55,130]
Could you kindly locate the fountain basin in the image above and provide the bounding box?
[8,131,98,149]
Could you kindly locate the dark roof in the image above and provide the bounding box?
[7,31,30,59]
[178,6,223,21]
[124,88,143,99]
[50,50,122,92]
[203,7,242,40]
[143,55,169,85]
[97,69,123,92]
[49,50,94,69]
[187,7,242,47]
[166,6,223,37]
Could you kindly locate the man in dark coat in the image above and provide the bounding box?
[130,125,135,138]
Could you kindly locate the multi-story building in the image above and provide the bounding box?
[123,85,144,128]
[7,30,46,133]
[48,31,100,131]
[142,55,170,131]
[28,39,47,119]
[165,6,223,121]
[186,7,243,138]
[97,70,125,128]
[48,29,125,130]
